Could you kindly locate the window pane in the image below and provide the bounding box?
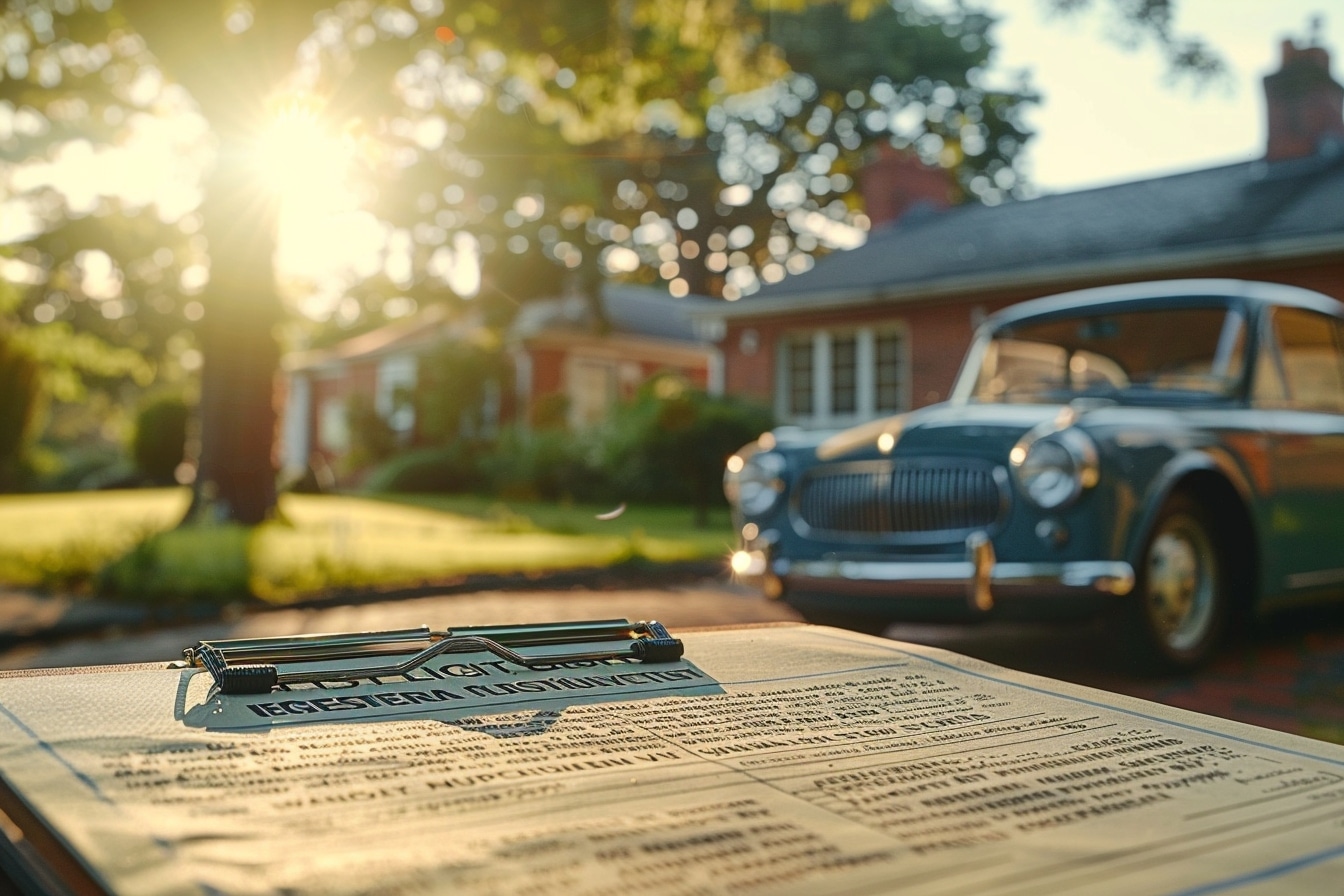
[318,399,350,453]
[571,362,616,427]
[831,334,857,415]
[973,307,1244,403]
[1273,309,1344,412]
[787,337,813,416]
[876,332,903,412]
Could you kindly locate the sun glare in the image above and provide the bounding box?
[254,105,350,204]
[250,98,479,316]
[252,102,385,298]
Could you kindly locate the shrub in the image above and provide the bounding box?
[360,443,483,494]
[604,376,773,523]
[530,392,570,430]
[342,393,399,476]
[361,379,770,518]
[480,427,607,502]
[37,445,125,492]
[414,337,509,442]
[131,393,189,485]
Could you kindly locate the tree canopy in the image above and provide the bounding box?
[0,0,1223,520]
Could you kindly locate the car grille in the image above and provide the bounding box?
[795,459,1004,538]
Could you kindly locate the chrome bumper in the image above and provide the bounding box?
[762,534,1135,614]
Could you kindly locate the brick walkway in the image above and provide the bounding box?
[1110,632,1344,743]
[888,608,1344,746]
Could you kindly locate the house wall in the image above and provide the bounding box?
[1244,260,1344,302]
[521,335,713,428]
[528,346,568,397]
[723,294,1020,422]
[528,343,713,397]
[308,359,379,462]
[724,259,1344,428]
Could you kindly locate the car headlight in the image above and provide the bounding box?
[1010,428,1099,510]
[726,451,787,516]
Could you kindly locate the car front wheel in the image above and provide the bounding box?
[1125,493,1227,673]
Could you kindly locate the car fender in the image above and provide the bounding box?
[1120,446,1259,572]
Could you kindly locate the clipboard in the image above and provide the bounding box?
[0,618,689,895]
[2,622,1344,896]
[178,618,684,694]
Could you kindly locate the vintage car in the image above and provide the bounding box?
[724,279,1344,670]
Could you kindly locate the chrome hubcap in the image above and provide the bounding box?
[1146,514,1215,652]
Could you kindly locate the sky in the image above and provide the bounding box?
[984,0,1341,194]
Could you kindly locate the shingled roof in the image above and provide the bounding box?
[720,148,1344,318]
[510,282,720,343]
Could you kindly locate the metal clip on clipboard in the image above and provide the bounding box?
[183,618,685,695]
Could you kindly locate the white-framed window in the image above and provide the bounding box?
[376,355,418,435]
[775,323,911,428]
[568,359,618,428]
[318,397,350,453]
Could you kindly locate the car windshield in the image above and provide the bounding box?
[963,305,1248,404]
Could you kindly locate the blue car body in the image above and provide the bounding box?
[725,279,1344,668]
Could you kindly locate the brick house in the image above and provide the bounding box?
[280,283,721,474]
[509,283,723,429]
[703,36,1344,431]
[279,302,469,474]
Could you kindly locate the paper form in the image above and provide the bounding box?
[0,625,1341,895]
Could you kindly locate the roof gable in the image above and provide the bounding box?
[288,283,717,372]
[511,283,719,343]
[729,151,1344,314]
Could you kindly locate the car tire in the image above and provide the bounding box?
[1123,492,1228,673]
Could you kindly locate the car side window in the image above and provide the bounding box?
[1256,308,1344,413]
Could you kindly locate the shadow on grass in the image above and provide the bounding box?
[85,496,733,608]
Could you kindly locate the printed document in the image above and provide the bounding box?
[0,625,1341,895]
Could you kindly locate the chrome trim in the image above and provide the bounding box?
[966,531,994,612]
[790,457,1010,545]
[777,556,1136,603]
[1285,567,1344,590]
[779,557,977,583]
[1010,415,1100,510]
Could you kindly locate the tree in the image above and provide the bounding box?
[1046,0,1225,84]
[0,4,195,479]
[0,331,42,490]
[2,0,1223,523]
[357,0,1036,315]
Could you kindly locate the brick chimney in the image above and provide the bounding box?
[860,143,954,228]
[1263,31,1344,162]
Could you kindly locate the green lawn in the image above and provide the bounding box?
[0,489,192,589]
[0,489,735,603]
[372,493,735,555]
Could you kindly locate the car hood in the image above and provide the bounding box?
[816,402,1074,462]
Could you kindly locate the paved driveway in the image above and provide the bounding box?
[0,580,802,670]
[884,605,1344,745]
[2,580,1341,745]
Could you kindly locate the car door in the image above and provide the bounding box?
[1254,306,1344,600]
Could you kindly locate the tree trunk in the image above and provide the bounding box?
[110,3,314,529]
[186,137,282,526]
